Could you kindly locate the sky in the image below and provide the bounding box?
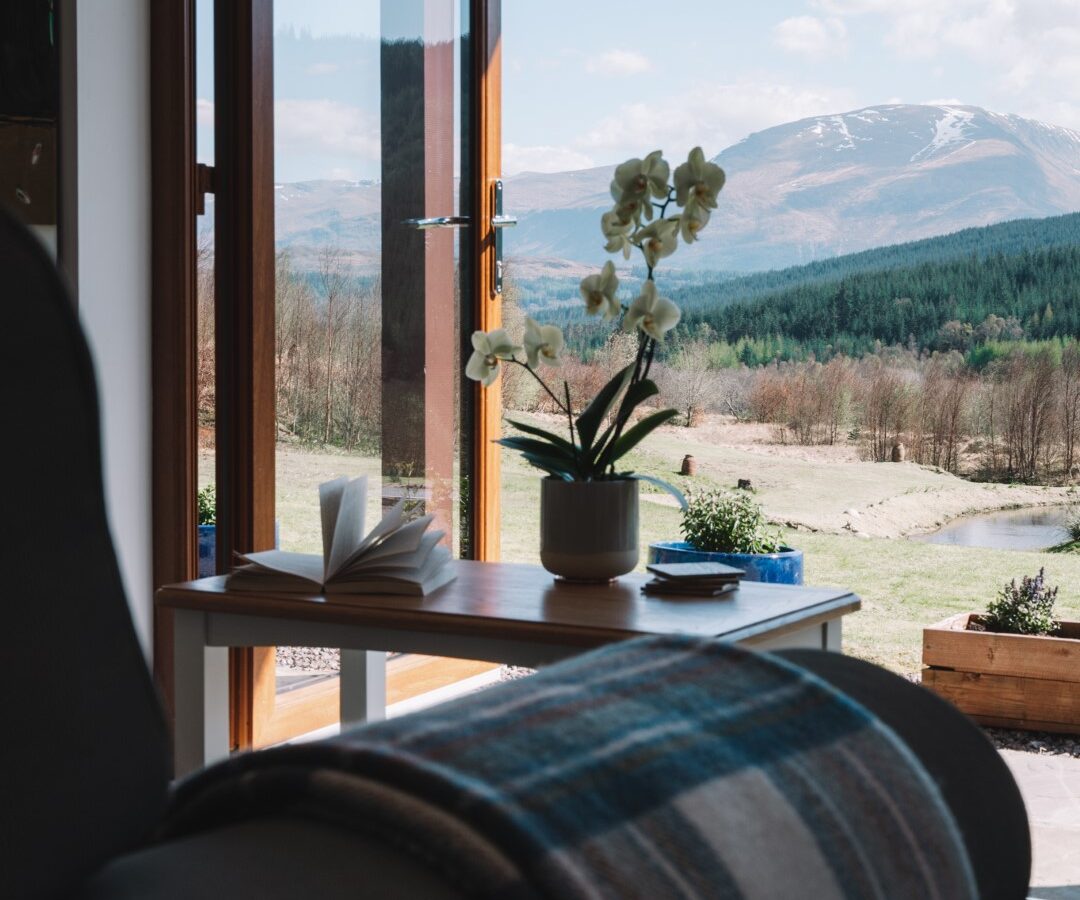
[196,0,1080,181]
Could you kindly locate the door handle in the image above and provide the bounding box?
[493,180,515,295]
[402,215,471,229]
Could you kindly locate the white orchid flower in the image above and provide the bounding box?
[579,260,621,320]
[610,150,670,202]
[679,202,710,244]
[623,280,680,341]
[612,193,648,226]
[523,317,565,368]
[464,328,520,387]
[602,210,635,258]
[637,217,679,268]
[674,147,726,211]
[610,150,670,222]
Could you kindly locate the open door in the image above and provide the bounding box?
[216,0,505,747]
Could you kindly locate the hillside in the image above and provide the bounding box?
[527,212,1080,362]
[681,244,1080,360]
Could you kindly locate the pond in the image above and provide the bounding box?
[913,506,1071,551]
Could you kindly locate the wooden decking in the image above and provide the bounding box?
[256,655,499,747]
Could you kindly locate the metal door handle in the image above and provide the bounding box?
[402,215,471,229]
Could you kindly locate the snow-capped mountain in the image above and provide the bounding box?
[268,105,1080,274]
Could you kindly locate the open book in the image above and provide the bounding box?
[226,476,455,596]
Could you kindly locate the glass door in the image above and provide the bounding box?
[260,0,492,743]
[192,0,501,748]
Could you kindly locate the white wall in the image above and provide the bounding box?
[75,0,153,656]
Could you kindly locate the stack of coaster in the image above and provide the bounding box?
[641,561,745,598]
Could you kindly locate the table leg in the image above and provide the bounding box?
[824,618,842,652]
[339,650,387,729]
[173,608,230,777]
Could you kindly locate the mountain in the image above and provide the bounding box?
[262,104,1080,275]
[506,105,1080,272]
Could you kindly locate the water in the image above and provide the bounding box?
[914,507,1071,551]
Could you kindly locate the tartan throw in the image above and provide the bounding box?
[164,636,977,899]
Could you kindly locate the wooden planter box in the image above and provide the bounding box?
[922,613,1080,734]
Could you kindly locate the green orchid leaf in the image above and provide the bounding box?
[505,418,577,455]
[601,407,678,469]
[631,473,688,510]
[617,378,659,418]
[521,451,575,480]
[576,364,632,453]
[494,436,577,463]
[589,378,662,468]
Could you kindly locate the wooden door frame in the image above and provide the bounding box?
[470,0,502,563]
[213,0,278,750]
[150,0,198,730]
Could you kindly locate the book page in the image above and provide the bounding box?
[338,529,442,577]
[324,476,369,580]
[234,550,325,585]
[337,514,434,574]
[318,476,350,565]
[350,496,407,558]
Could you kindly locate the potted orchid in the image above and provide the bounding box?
[465,148,725,581]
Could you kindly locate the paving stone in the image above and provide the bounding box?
[1000,749,1080,894]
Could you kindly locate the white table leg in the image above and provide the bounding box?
[339,650,386,729]
[173,608,230,777]
[824,617,842,652]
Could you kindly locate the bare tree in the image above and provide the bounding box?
[665,340,714,426]
[1062,343,1080,477]
[317,245,349,444]
[860,362,914,462]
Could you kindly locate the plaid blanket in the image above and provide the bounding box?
[163,636,976,899]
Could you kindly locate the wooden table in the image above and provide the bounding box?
[158,560,860,775]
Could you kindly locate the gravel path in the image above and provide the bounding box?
[985,728,1080,758]
[277,646,340,673]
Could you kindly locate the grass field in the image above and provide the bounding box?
[201,417,1080,676]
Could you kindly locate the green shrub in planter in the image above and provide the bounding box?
[983,568,1059,636]
[681,489,783,555]
[197,484,216,526]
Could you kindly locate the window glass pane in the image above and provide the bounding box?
[195,0,215,569]
[271,1,471,686]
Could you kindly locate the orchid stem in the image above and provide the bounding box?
[514,360,569,417]
[563,381,576,448]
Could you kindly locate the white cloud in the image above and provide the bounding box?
[274,99,380,161]
[773,15,847,59]
[585,50,653,76]
[809,0,1080,126]
[196,98,214,127]
[503,144,595,176]
[575,80,856,164]
[305,62,340,76]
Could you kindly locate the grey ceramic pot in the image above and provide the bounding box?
[540,477,639,582]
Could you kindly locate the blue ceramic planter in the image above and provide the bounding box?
[647,541,804,585]
[198,525,217,578]
[198,523,279,578]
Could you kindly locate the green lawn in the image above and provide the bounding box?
[501,445,1080,674]
[202,434,1080,676]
